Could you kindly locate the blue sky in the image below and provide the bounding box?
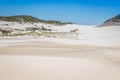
[0,0,120,25]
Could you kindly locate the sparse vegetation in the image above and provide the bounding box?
[0,28,13,36]
[100,14,120,26]
[0,28,79,39]
[0,15,74,25]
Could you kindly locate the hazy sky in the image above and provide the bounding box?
[0,0,120,25]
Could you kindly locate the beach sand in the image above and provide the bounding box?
[0,41,120,80]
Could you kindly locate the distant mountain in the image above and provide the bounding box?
[0,15,73,25]
[100,14,120,26]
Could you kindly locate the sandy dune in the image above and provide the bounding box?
[0,41,120,80]
[0,23,120,80]
[0,55,120,80]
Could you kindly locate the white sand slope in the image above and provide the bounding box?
[1,21,120,47]
[78,26,120,47]
[0,55,120,80]
[0,21,120,47]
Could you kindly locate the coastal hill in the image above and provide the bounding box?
[100,14,120,26]
[0,15,73,25]
[0,15,77,38]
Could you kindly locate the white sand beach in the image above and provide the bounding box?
[0,0,120,79]
[0,23,120,80]
[0,55,120,80]
[0,40,120,80]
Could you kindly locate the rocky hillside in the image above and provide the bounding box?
[0,15,73,25]
[100,14,120,26]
